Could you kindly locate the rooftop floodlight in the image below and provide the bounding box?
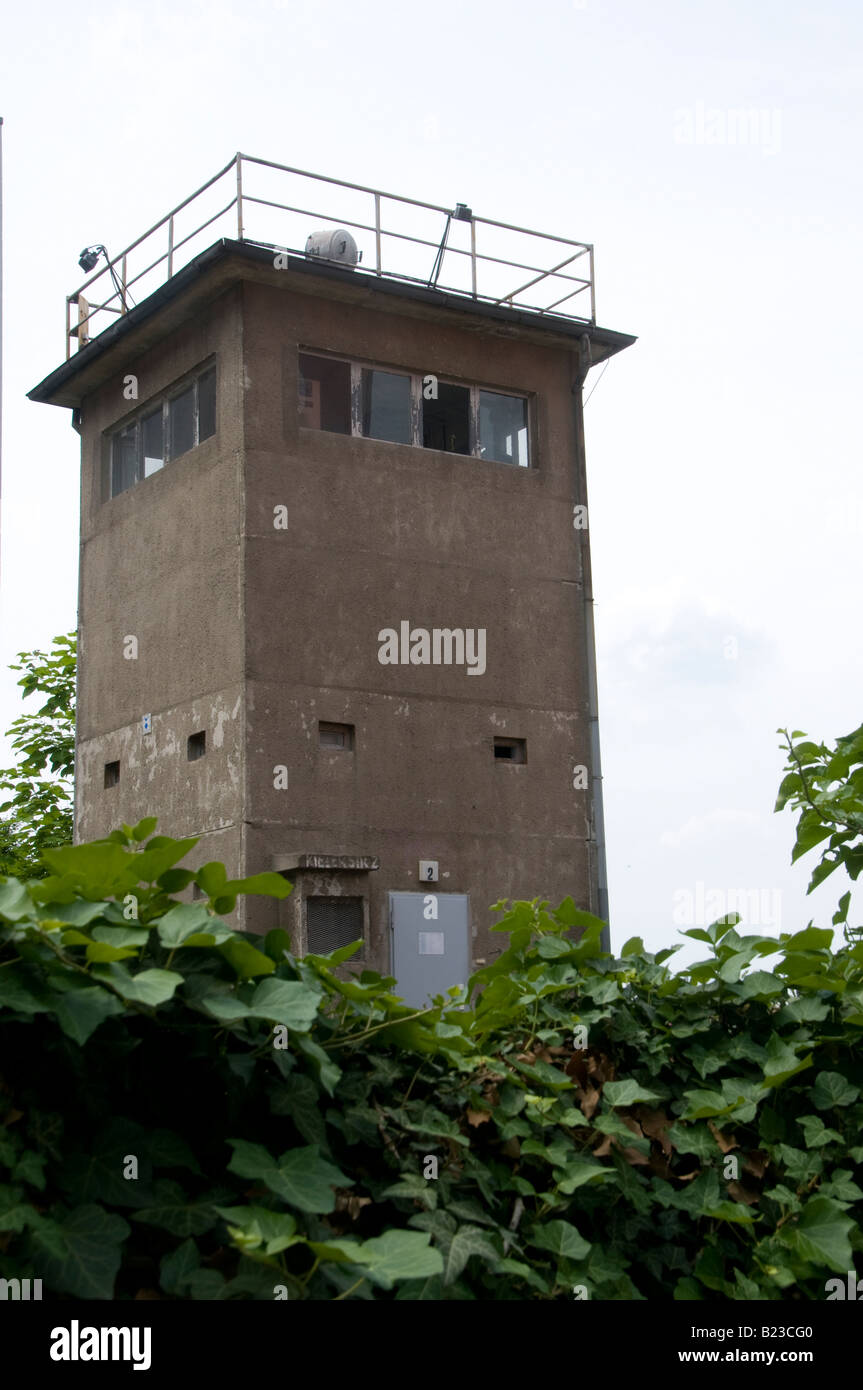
[453,203,473,222]
[78,245,105,273]
[76,244,133,313]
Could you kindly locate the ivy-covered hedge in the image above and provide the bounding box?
[1,811,862,1301]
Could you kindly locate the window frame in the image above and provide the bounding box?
[107,359,217,500]
[299,349,532,467]
[318,720,356,751]
[187,730,207,762]
[493,737,527,764]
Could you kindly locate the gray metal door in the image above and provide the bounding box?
[389,892,470,1007]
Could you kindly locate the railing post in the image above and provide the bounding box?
[374,193,382,274]
[236,155,244,241]
[167,216,174,278]
[470,219,477,297]
[589,245,595,323]
[121,254,128,312]
[66,298,71,361]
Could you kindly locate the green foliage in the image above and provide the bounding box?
[2,804,863,1300]
[776,722,863,933]
[0,633,76,878]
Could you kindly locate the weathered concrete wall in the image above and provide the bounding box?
[71,263,598,972]
[74,288,246,887]
[239,276,593,966]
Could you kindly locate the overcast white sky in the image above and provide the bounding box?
[0,0,860,961]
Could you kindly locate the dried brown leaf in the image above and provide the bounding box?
[638,1107,673,1157]
[334,1189,372,1220]
[466,1108,493,1128]
[577,1082,601,1120]
[586,1052,616,1085]
[708,1121,738,1153]
[742,1150,769,1179]
[620,1144,650,1167]
[727,1181,760,1206]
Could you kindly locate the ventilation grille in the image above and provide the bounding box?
[306,897,364,955]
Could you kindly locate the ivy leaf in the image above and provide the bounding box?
[194,862,227,896]
[493,1256,552,1293]
[52,985,126,1044]
[201,979,322,1034]
[132,1179,221,1236]
[292,1033,342,1098]
[783,1197,855,1273]
[734,971,785,1001]
[0,879,35,921]
[156,903,217,949]
[222,872,293,899]
[820,1169,863,1203]
[90,925,150,948]
[131,816,159,842]
[316,1230,444,1290]
[215,1205,299,1254]
[59,1120,153,1207]
[29,1204,130,1299]
[796,1114,842,1148]
[226,1140,350,1214]
[667,1122,720,1160]
[781,926,833,952]
[269,1073,326,1147]
[761,1034,813,1088]
[247,977,321,1031]
[13,1151,46,1191]
[554,1159,608,1194]
[217,938,276,979]
[84,941,138,963]
[811,1071,860,1109]
[381,1173,438,1210]
[678,1090,730,1120]
[0,1183,34,1233]
[0,965,51,1014]
[92,963,183,1007]
[441,1226,501,1286]
[159,1237,201,1295]
[603,1079,662,1107]
[529,1219,591,1261]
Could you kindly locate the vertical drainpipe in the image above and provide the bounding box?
[572,336,610,953]
[71,406,83,845]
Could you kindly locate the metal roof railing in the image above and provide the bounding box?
[65,153,596,359]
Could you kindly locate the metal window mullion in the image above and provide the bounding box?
[411,374,422,448]
[470,384,479,457]
[350,362,362,437]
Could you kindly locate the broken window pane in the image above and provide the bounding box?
[141,408,164,477]
[423,382,470,454]
[298,353,351,434]
[198,367,216,442]
[169,385,195,459]
[361,369,411,444]
[111,424,139,496]
[479,391,529,466]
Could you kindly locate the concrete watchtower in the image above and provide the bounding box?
[29,155,634,1003]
